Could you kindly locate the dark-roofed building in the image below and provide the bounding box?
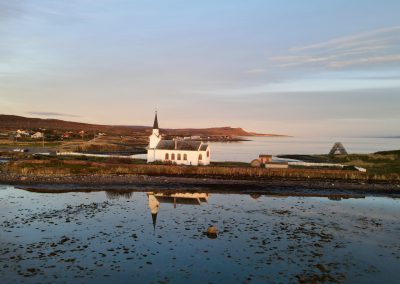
[147,112,211,165]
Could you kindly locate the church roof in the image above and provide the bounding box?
[156,140,207,151]
[199,144,209,151]
[153,112,159,129]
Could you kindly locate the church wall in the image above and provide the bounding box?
[149,129,161,149]
[147,148,210,166]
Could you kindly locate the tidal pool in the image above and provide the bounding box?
[0,185,399,283]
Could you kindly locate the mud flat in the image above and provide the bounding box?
[0,187,399,283]
[0,173,399,197]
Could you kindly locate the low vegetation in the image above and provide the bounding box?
[279,150,400,175]
[0,141,62,148]
[317,150,400,175]
[1,156,399,182]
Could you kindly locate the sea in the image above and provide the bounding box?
[135,136,400,162]
[0,186,399,283]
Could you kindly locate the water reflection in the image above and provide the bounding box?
[105,190,134,200]
[104,190,211,231]
[1,186,399,283]
[249,193,261,200]
[147,192,209,231]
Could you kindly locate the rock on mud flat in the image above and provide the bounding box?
[207,226,218,239]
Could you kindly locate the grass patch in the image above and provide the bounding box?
[320,153,400,175]
[211,161,251,167]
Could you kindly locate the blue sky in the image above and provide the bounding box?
[1,0,400,136]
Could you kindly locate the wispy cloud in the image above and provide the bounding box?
[27,111,80,117]
[245,68,266,74]
[290,26,400,52]
[0,0,24,21]
[272,26,400,69]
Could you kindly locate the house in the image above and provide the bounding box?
[251,154,288,169]
[31,132,43,139]
[62,131,72,139]
[16,129,30,136]
[146,112,211,166]
[259,154,272,164]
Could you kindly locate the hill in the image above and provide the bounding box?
[0,114,276,137]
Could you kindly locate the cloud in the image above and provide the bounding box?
[0,0,24,21]
[27,111,80,117]
[245,68,266,74]
[272,26,400,70]
[290,26,400,52]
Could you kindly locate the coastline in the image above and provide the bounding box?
[1,173,399,197]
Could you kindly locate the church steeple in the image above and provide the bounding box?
[148,112,161,149]
[153,111,159,129]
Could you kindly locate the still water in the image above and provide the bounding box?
[0,185,399,283]
[209,136,400,162]
[134,136,400,163]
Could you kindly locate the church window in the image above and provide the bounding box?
[183,154,187,160]
[177,153,181,160]
[207,151,209,157]
[199,154,202,160]
[171,153,175,160]
[165,153,169,160]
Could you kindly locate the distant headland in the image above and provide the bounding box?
[0,114,286,138]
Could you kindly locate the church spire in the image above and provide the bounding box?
[153,111,159,129]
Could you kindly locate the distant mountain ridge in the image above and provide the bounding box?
[0,114,282,137]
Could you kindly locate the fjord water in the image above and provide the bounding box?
[1,186,399,283]
[208,136,400,162]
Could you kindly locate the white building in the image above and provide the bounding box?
[16,130,30,136]
[146,112,211,166]
[31,132,44,139]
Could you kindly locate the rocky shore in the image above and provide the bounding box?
[1,173,399,197]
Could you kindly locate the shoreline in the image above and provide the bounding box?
[1,173,399,197]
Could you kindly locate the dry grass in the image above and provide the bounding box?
[3,159,398,182]
[59,135,147,153]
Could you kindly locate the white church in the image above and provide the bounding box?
[146,112,211,166]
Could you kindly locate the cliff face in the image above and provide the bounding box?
[0,115,257,137]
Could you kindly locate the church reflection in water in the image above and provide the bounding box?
[147,192,209,231]
[105,190,134,200]
[104,190,210,231]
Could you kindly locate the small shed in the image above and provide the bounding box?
[250,159,262,167]
[259,154,272,164]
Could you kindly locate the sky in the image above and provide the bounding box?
[1,0,400,137]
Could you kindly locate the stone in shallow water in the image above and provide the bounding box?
[207,226,218,239]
